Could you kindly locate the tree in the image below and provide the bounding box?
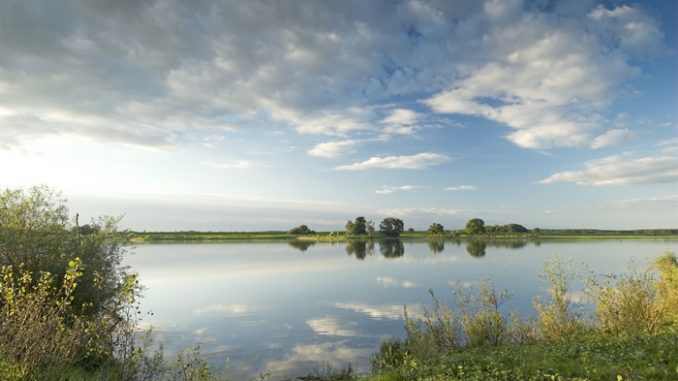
[346,216,367,236]
[506,223,528,233]
[0,186,130,316]
[428,222,445,236]
[379,217,404,237]
[288,224,315,235]
[465,218,486,235]
[353,216,367,235]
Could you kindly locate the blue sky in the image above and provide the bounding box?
[1,0,676,231]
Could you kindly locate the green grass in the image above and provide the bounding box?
[366,331,678,381]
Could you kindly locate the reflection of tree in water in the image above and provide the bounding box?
[464,238,533,257]
[288,240,316,252]
[466,240,487,257]
[427,238,445,254]
[345,240,374,260]
[379,239,405,258]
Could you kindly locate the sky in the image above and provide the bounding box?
[1,0,676,231]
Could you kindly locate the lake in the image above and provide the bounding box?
[125,239,678,380]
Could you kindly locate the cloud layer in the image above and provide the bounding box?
[0,0,664,153]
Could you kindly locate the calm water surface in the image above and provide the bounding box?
[125,239,678,380]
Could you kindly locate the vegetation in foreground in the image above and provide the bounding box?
[0,186,227,381]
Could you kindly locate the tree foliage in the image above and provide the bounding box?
[345,216,367,235]
[465,218,486,235]
[288,224,315,235]
[379,217,404,237]
[0,186,129,317]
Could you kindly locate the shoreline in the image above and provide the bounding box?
[128,230,678,244]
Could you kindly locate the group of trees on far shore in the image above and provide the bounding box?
[345,216,405,237]
[290,217,530,238]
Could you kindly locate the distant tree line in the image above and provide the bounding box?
[289,217,678,239]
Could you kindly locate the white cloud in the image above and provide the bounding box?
[445,185,475,191]
[201,160,257,170]
[424,4,663,149]
[308,140,358,158]
[383,109,417,125]
[375,185,419,195]
[306,316,358,337]
[336,153,449,171]
[590,128,634,149]
[539,154,678,186]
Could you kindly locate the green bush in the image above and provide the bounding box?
[0,259,90,380]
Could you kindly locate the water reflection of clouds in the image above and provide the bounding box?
[263,341,372,376]
[193,303,264,316]
[376,276,419,288]
[307,316,358,337]
[334,302,407,320]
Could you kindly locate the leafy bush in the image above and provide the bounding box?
[0,259,89,380]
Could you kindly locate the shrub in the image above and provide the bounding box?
[589,267,661,337]
[655,252,678,323]
[403,290,460,359]
[533,257,584,341]
[0,259,90,380]
[455,281,512,347]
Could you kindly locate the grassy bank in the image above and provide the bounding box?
[364,331,678,381]
[129,230,678,243]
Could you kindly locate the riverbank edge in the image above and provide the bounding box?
[128,230,678,244]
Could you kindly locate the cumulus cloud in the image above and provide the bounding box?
[375,185,419,195]
[445,185,475,191]
[424,4,664,149]
[336,153,449,171]
[539,155,678,186]
[308,140,359,158]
